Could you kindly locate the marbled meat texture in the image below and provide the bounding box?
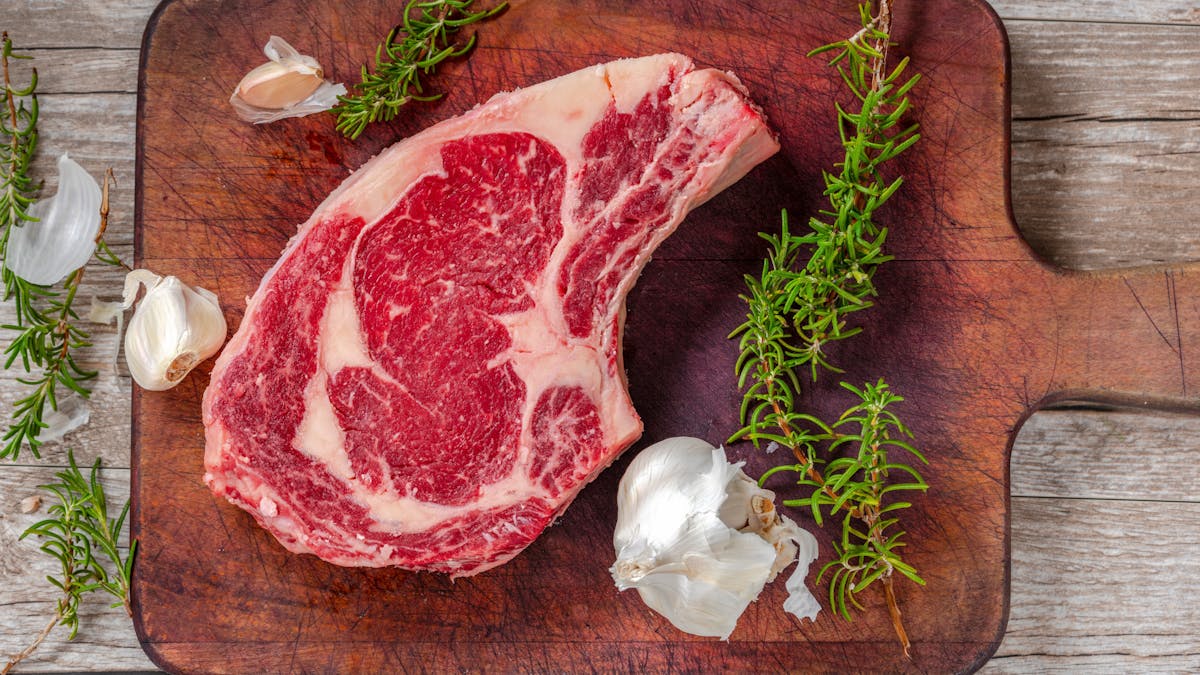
[202,53,779,576]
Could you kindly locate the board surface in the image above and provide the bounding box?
[131,0,1200,672]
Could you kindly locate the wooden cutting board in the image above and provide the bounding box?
[131,0,1200,672]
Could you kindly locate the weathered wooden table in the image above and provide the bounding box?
[1,0,1198,672]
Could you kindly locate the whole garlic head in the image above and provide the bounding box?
[611,437,820,639]
[123,270,226,391]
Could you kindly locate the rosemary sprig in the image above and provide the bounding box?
[2,265,99,460]
[0,36,135,675]
[730,0,927,657]
[0,38,124,461]
[1,33,47,332]
[333,0,507,140]
[3,450,137,675]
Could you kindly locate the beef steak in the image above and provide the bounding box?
[202,53,779,576]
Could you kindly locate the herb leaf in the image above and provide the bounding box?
[1,34,124,461]
[333,0,507,140]
[4,450,136,673]
[729,0,927,658]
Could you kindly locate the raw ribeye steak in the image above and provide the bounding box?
[202,53,779,576]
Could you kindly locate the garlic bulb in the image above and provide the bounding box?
[230,36,347,124]
[5,154,101,286]
[612,437,820,639]
[123,270,227,391]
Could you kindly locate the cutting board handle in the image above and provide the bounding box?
[1040,264,1200,412]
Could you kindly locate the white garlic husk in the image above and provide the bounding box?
[37,393,91,445]
[122,269,226,391]
[89,296,128,372]
[5,154,101,286]
[230,36,347,124]
[611,437,820,639]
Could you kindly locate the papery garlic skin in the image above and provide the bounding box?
[612,437,820,639]
[89,296,128,372]
[123,270,227,391]
[230,36,347,124]
[5,154,101,286]
[37,394,90,445]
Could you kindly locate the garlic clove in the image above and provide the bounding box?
[611,437,820,639]
[20,495,42,514]
[235,60,323,110]
[123,270,227,391]
[5,154,102,286]
[230,36,347,124]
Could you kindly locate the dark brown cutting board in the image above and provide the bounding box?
[131,0,1200,672]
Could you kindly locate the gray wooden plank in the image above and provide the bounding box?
[0,1,159,49]
[1,466,154,674]
[1008,20,1200,269]
[1,48,139,95]
[1013,408,1200,501]
[987,0,1200,25]
[984,496,1200,673]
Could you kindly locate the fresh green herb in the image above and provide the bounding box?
[3,450,136,674]
[0,37,123,461]
[0,37,134,675]
[1,264,98,461]
[730,0,927,657]
[1,32,44,332]
[333,0,507,140]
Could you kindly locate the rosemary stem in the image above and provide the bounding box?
[860,2,912,653]
[3,31,19,136]
[3,33,24,234]
[883,575,910,659]
[734,0,924,656]
[759,359,865,520]
[0,612,58,675]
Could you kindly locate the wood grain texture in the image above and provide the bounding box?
[988,0,1200,24]
[130,0,1016,672]
[1,467,155,673]
[0,0,1197,672]
[1008,20,1200,269]
[991,497,1200,672]
[0,0,160,48]
[1010,408,1200,501]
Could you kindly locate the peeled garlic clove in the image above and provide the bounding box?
[611,437,820,639]
[5,154,101,286]
[236,59,323,110]
[123,270,227,391]
[230,36,347,124]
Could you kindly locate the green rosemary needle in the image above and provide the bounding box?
[729,0,927,658]
[1,37,124,461]
[333,0,507,140]
[4,450,137,674]
[0,32,45,332]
